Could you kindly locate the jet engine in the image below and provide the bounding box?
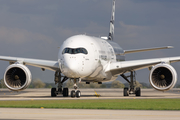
[4,63,32,91]
[149,63,177,91]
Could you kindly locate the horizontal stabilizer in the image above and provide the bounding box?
[124,46,173,54]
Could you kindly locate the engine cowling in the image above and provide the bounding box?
[149,64,177,91]
[4,63,32,91]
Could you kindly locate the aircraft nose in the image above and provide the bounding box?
[64,58,80,78]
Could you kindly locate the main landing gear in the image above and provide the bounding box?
[121,71,141,97]
[70,78,81,98]
[51,71,69,97]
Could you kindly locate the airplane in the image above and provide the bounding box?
[0,0,180,98]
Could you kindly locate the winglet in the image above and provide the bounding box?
[108,0,115,41]
[167,46,174,49]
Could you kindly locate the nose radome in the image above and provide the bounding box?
[65,59,80,77]
[67,62,77,72]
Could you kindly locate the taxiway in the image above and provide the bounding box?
[0,108,180,120]
[0,88,180,100]
[0,88,180,120]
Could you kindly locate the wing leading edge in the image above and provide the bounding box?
[124,46,173,54]
[0,56,59,71]
[106,57,180,76]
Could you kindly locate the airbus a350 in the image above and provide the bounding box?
[0,0,179,98]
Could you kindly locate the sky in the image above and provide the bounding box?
[0,0,180,84]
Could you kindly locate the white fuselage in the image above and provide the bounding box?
[58,35,125,82]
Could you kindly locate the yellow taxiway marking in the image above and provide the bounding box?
[94,90,100,97]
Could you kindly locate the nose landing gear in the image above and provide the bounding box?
[70,78,81,98]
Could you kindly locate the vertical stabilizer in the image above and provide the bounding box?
[108,0,115,41]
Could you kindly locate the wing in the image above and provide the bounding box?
[124,46,173,54]
[0,56,59,71]
[106,57,180,76]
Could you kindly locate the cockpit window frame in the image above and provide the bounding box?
[62,47,88,55]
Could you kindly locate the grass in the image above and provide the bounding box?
[0,99,180,110]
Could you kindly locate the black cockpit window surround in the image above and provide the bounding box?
[62,47,88,54]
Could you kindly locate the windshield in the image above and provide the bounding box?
[62,47,88,54]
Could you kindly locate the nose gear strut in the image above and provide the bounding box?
[70,78,81,98]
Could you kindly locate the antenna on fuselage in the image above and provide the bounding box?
[108,0,115,41]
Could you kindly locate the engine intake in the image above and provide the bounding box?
[4,64,32,91]
[149,64,177,91]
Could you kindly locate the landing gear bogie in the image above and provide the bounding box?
[58,88,62,93]
[121,71,141,97]
[51,71,69,97]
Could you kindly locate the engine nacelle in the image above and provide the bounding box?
[4,63,32,91]
[149,64,177,91]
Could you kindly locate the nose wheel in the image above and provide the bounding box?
[71,90,81,98]
[76,90,81,98]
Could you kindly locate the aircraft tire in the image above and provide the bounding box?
[123,87,129,96]
[63,88,69,97]
[135,87,141,96]
[71,90,76,98]
[76,90,81,98]
[51,88,57,97]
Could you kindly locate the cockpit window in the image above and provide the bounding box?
[62,48,88,54]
